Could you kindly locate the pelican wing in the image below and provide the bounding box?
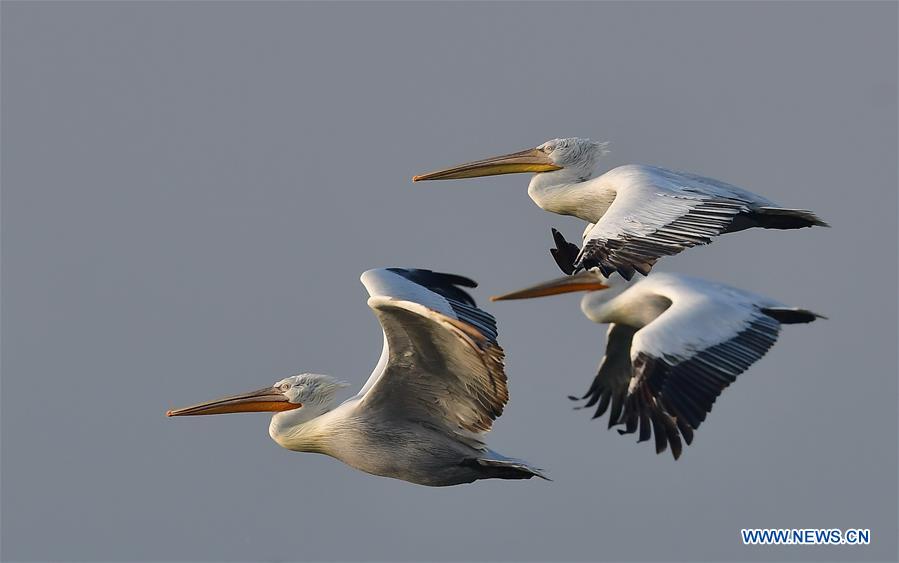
[618,294,781,458]
[357,268,507,439]
[575,165,760,279]
[575,323,638,429]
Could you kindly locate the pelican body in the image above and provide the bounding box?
[168,268,546,487]
[414,138,828,279]
[492,271,824,459]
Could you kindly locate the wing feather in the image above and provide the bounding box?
[574,165,763,278]
[617,299,782,458]
[571,280,801,459]
[571,324,636,428]
[357,269,507,440]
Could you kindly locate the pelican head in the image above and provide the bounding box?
[413,137,608,183]
[166,373,348,421]
[492,270,627,322]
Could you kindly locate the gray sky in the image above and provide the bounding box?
[2,2,896,562]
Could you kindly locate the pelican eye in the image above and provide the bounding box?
[541,144,554,154]
[278,383,290,392]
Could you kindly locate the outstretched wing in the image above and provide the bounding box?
[357,268,507,441]
[569,280,792,458]
[620,294,782,458]
[575,165,761,279]
[570,318,691,460]
[571,323,638,428]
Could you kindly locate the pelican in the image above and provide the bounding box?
[167,268,546,486]
[413,138,828,279]
[491,271,824,459]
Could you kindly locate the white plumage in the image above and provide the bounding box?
[168,268,545,486]
[414,137,828,278]
[492,271,824,459]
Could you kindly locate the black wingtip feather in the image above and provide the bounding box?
[649,410,668,455]
[550,228,580,275]
[386,268,479,306]
[637,407,652,443]
[593,391,612,419]
[761,307,825,324]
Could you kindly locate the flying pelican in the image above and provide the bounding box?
[413,138,828,279]
[491,271,824,459]
[167,268,546,486]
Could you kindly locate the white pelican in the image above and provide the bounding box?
[167,268,546,486]
[413,138,828,278]
[491,271,824,459]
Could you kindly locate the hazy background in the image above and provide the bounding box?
[2,2,896,562]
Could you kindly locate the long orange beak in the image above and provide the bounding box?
[166,386,302,417]
[491,271,608,301]
[412,148,562,182]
